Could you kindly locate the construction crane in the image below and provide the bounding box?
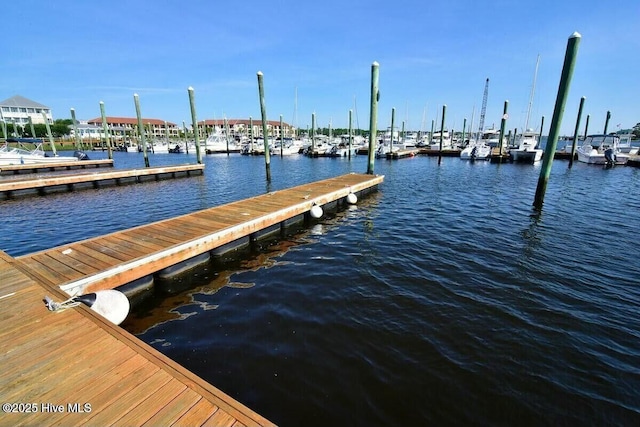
[477,78,489,137]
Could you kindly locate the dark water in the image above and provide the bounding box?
[2,151,640,426]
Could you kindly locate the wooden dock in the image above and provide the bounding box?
[0,164,204,199]
[628,156,640,167]
[17,173,383,295]
[386,149,417,160]
[0,159,114,175]
[0,173,384,426]
[0,250,277,427]
[417,148,461,157]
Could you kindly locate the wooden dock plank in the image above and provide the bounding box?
[80,236,144,261]
[0,251,277,427]
[171,398,220,427]
[125,226,186,247]
[2,332,112,403]
[27,253,89,281]
[80,370,176,426]
[61,242,124,269]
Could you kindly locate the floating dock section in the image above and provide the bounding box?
[386,149,418,160]
[0,250,277,426]
[0,164,204,199]
[0,158,114,175]
[16,173,384,296]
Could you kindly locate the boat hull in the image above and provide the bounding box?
[511,149,543,163]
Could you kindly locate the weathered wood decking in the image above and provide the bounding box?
[0,159,114,175]
[16,173,383,296]
[0,164,204,199]
[1,173,384,426]
[0,250,277,427]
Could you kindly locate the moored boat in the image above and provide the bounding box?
[576,134,629,165]
[0,142,87,165]
[510,129,543,163]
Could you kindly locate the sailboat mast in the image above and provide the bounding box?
[478,78,489,139]
[524,54,540,131]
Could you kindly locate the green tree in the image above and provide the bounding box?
[633,123,640,139]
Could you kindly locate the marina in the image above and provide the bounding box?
[3,4,640,424]
[2,149,640,426]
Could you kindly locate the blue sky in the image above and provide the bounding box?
[4,0,639,136]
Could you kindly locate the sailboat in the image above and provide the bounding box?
[511,55,544,163]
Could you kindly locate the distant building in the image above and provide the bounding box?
[72,122,107,140]
[0,95,54,132]
[199,119,294,138]
[86,117,179,139]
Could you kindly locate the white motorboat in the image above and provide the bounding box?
[460,141,491,160]
[203,132,241,153]
[0,143,84,165]
[576,134,629,165]
[429,130,454,150]
[617,132,638,155]
[510,130,543,163]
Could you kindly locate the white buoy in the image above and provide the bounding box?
[74,290,130,325]
[346,192,358,204]
[310,204,323,219]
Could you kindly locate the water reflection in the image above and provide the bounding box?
[121,192,380,335]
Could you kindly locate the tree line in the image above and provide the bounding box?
[2,119,74,138]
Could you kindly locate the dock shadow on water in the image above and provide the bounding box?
[120,193,380,336]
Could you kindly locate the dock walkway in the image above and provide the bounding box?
[17,173,383,296]
[0,164,204,199]
[0,250,276,427]
[0,159,114,175]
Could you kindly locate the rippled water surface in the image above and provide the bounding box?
[2,151,640,426]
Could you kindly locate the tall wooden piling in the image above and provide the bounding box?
[430,120,435,144]
[98,102,112,159]
[390,107,396,159]
[461,118,467,147]
[534,32,581,209]
[280,115,284,157]
[164,120,169,147]
[28,117,36,140]
[224,117,231,155]
[133,94,150,167]
[568,96,585,168]
[603,110,611,134]
[187,87,202,164]
[0,117,6,140]
[42,112,58,156]
[497,101,508,162]
[311,113,316,152]
[70,108,82,150]
[348,109,353,159]
[249,116,254,153]
[583,114,590,141]
[367,61,379,174]
[182,121,189,154]
[438,105,446,165]
[257,71,271,181]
